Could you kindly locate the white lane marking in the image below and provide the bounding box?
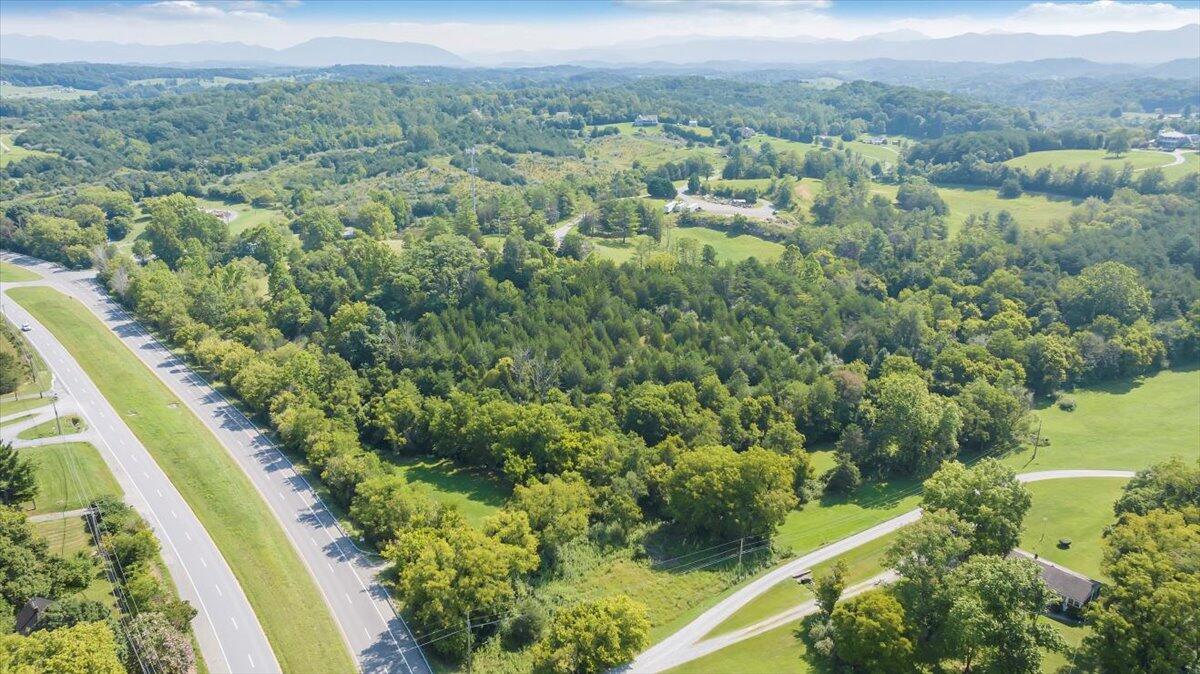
[142,471,150,479]
[215,584,223,597]
[171,510,178,519]
[230,616,238,630]
[185,531,192,541]
[248,654,255,669]
[346,592,353,606]
[155,488,163,498]
[199,557,207,568]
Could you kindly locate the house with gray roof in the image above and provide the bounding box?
[1009,549,1101,613]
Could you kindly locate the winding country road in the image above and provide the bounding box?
[1,289,278,674]
[2,253,432,674]
[629,469,1136,673]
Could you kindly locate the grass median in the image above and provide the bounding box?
[8,286,355,674]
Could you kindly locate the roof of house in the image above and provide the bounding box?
[1008,549,1101,604]
[1158,129,1188,139]
[15,597,52,634]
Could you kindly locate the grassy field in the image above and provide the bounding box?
[1004,149,1175,173]
[21,442,122,516]
[0,132,56,168]
[0,83,95,100]
[1,261,42,282]
[1001,366,1200,473]
[392,457,505,527]
[585,131,723,170]
[1163,150,1200,179]
[7,286,356,674]
[0,396,53,417]
[668,617,815,674]
[707,529,899,638]
[16,414,86,440]
[194,198,286,236]
[4,312,53,397]
[590,226,785,265]
[1020,477,1128,581]
[32,516,119,611]
[870,182,1081,234]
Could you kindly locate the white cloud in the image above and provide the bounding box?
[617,0,832,11]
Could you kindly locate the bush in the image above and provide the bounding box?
[1056,395,1077,412]
[998,177,1023,199]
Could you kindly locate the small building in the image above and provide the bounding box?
[341,227,358,240]
[633,114,659,127]
[737,126,757,140]
[865,135,888,145]
[1009,550,1101,613]
[16,597,52,635]
[687,119,699,127]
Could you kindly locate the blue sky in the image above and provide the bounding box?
[2,1,1198,53]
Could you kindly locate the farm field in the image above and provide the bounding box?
[21,442,123,515]
[7,285,355,674]
[1004,148,1175,173]
[585,131,722,170]
[1019,477,1128,581]
[869,181,1081,234]
[0,133,55,168]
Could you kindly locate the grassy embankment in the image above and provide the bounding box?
[7,285,356,674]
[0,132,56,168]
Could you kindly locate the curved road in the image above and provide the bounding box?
[1,289,277,674]
[3,253,431,674]
[629,469,1135,673]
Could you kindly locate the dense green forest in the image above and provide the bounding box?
[2,63,1197,673]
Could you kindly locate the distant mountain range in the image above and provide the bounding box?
[1,25,1197,69]
[0,35,467,68]
[480,25,1200,66]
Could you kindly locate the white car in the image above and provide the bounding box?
[20,324,31,332]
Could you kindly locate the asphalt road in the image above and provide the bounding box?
[1,286,278,674]
[629,469,1135,673]
[3,253,432,674]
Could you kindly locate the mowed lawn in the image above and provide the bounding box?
[590,226,784,265]
[21,442,122,516]
[1,261,42,282]
[1001,366,1200,473]
[707,528,900,639]
[16,414,86,440]
[1004,149,1175,173]
[194,198,286,236]
[7,286,356,674]
[1163,150,1200,180]
[1020,477,1129,581]
[391,457,505,527]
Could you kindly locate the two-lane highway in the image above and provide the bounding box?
[3,253,431,674]
[1,284,278,674]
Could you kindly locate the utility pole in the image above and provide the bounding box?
[465,609,473,674]
[737,537,745,576]
[51,391,62,436]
